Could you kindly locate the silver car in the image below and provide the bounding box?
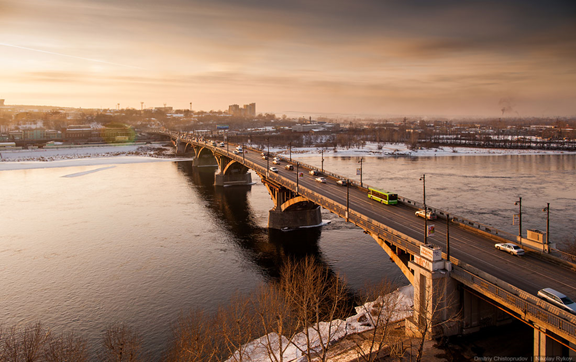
[495,243,525,256]
[538,288,576,314]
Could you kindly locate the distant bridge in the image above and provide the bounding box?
[161,130,576,358]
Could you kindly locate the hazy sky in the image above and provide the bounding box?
[1,0,575,117]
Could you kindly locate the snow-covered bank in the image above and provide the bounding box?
[0,144,193,171]
[226,285,413,362]
[269,142,576,159]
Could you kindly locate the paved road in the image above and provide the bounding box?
[208,142,576,303]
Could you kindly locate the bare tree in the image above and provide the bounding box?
[165,309,222,362]
[280,256,349,361]
[216,291,259,362]
[43,331,88,362]
[99,324,142,362]
[353,280,404,361]
[250,284,301,362]
[0,322,49,362]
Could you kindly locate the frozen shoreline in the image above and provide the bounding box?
[0,144,193,171]
[1,142,574,172]
[270,142,576,159]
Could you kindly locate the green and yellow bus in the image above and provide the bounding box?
[368,187,398,205]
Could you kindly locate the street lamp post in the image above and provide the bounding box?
[420,174,427,245]
[321,148,324,173]
[543,203,550,250]
[242,143,245,162]
[296,162,299,194]
[446,213,450,260]
[346,180,350,221]
[358,158,363,187]
[515,197,522,239]
[266,137,270,177]
[289,141,292,162]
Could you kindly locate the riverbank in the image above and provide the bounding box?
[2,142,573,172]
[0,143,194,171]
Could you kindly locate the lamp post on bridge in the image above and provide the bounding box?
[358,158,363,188]
[420,174,427,245]
[514,197,522,239]
[321,148,324,173]
[289,141,292,162]
[346,179,350,222]
[296,162,299,194]
[266,137,270,177]
[543,203,550,250]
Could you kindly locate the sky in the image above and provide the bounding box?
[1,0,575,117]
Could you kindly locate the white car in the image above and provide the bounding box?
[315,177,326,183]
[495,243,525,256]
[538,288,576,314]
[269,167,278,173]
[415,209,437,220]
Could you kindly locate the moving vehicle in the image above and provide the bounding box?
[309,170,319,176]
[315,177,326,183]
[236,146,243,152]
[285,165,294,171]
[537,288,576,314]
[262,155,268,160]
[269,167,278,173]
[415,209,437,220]
[494,243,525,256]
[219,142,225,147]
[337,180,348,186]
[367,187,398,205]
[273,159,281,165]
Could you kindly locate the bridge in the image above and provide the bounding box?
[164,131,576,359]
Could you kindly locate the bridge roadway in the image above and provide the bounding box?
[170,133,576,344]
[219,142,576,301]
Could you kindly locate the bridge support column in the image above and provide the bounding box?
[405,245,460,340]
[263,182,322,230]
[215,172,252,186]
[175,139,187,155]
[534,327,572,361]
[268,206,321,230]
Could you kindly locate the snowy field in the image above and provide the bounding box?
[1,142,573,172]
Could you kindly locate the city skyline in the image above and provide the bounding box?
[1,0,575,117]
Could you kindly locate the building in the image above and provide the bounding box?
[0,99,4,107]
[228,103,256,117]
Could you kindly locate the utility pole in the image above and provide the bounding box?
[420,174,427,245]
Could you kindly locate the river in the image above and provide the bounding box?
[0,153,574,359]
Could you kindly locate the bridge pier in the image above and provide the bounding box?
[175,139,188,155]
[534,327,574,360]
[263,181,322,230]
[405,245,461,340]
